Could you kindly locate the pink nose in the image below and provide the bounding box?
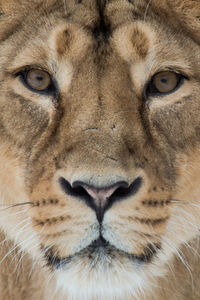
[82,183,123,208]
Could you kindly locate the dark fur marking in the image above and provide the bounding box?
[135,216,169,226]
[106,156,118,162]
[138,243,161,263]
[34,215,71,226]
[94,0,111,42]
[131,28,149,58]
[43,229,69,238]
[142,200,170,207]
[0,21,23,43]
[49,199,59,205]
[83,127,99,132]
[111,124,116,130]
[34,199,59,207]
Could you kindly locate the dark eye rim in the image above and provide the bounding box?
[144,71,188,100]
[17,67,58,96]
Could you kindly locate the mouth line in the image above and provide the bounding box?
[43,236,161,270]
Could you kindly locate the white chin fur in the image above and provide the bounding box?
[55,256,154,300]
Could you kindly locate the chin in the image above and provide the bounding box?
[45,239,164,300]
[55,256,147,300]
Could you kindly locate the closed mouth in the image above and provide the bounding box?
[43,236,161,270]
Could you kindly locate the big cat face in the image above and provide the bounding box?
[0,0,200,299]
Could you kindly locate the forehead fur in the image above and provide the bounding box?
[0,0,200,42]
[53,24,92,62]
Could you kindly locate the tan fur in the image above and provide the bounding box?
[0,0,200,299]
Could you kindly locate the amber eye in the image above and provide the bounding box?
[19,68,55,94]
[146,71,184,96]
[26,69,51,91]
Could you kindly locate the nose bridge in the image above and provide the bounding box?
[66,61,134,139]
[59,43,140,159]
[53,50,143,177]
[72,100,134,160]
[68,127,130,171]
[56,99,141,179]
[62,106,130,169]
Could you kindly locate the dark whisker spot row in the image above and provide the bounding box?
[142,200,171,207]
[135,216,169,226]
[41,229,70,238]
[34,199,59,207]
[33,215,71,226]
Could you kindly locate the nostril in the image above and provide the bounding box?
[110,176,142,200]
[59,178,90,199]
[104,176,142,212]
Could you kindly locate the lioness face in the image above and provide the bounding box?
[0,0,200,298]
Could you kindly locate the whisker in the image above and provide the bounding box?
[170,199,183,203]
[14,220,32,242]
[63,0,67,15]
[169,218,199,232]
[0,218,30,248]
[14,240,40,274]
[0,202,33,211]
[0,243,21,265]
[144,0,153,21]
[161,237,194,288]
[0,208,29,219]
[171,199,200,208]
[0,219,34,266]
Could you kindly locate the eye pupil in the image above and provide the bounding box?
[36,75,43,81]
[161,78,167,83]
